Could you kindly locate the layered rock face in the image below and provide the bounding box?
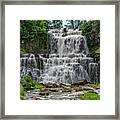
[20,29,99,85]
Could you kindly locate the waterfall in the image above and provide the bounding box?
[20,29,99,85]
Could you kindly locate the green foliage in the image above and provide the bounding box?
[80,20,100,54]
[48,20,63,29]
[20,84,25,100]
[21,74,35,91]
[80,92,100,100]
[79,86,83,91]
[65,20,81,29]
[20,74,45,99]
[20,20,49,54]
[20,48,27,55]
[95,48,100,54]
[34,83,45,90]
[21,74,45,91]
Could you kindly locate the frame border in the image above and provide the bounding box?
[0,0,119,119]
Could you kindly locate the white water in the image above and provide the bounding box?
[20,29,99,85]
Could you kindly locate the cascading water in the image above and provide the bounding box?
[20,29,99,85]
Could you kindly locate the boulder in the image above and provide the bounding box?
[39,91,49,96]
[49,88,59,92]
[45,83,59,88]
[72,80,88,86]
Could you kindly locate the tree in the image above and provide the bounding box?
[20,20,49,54]
[66,20,81,29]
[80,20,100,62]
[48,20,63,29]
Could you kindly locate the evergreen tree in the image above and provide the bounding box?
[48,20,63,29]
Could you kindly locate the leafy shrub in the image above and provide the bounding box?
[34,83,45,90]
[79,86,83,91]
[20,48,27,55]
[20,84,25,100]
[21,74,35,91]
[79,92,100,100]
[95,48,100,54]
[21,74,45,91]
[80,20,100,56]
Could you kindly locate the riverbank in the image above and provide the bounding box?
[23,83,100,100]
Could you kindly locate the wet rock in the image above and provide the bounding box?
[49,88,59,92]
[95,86,100,89]
[74,87,80,92]
[72,80,88,86]
[45,83,59,88]
[39,91,49,96]
[62,88,71,93]
[24,87,100,100]
[68,54,75,58]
